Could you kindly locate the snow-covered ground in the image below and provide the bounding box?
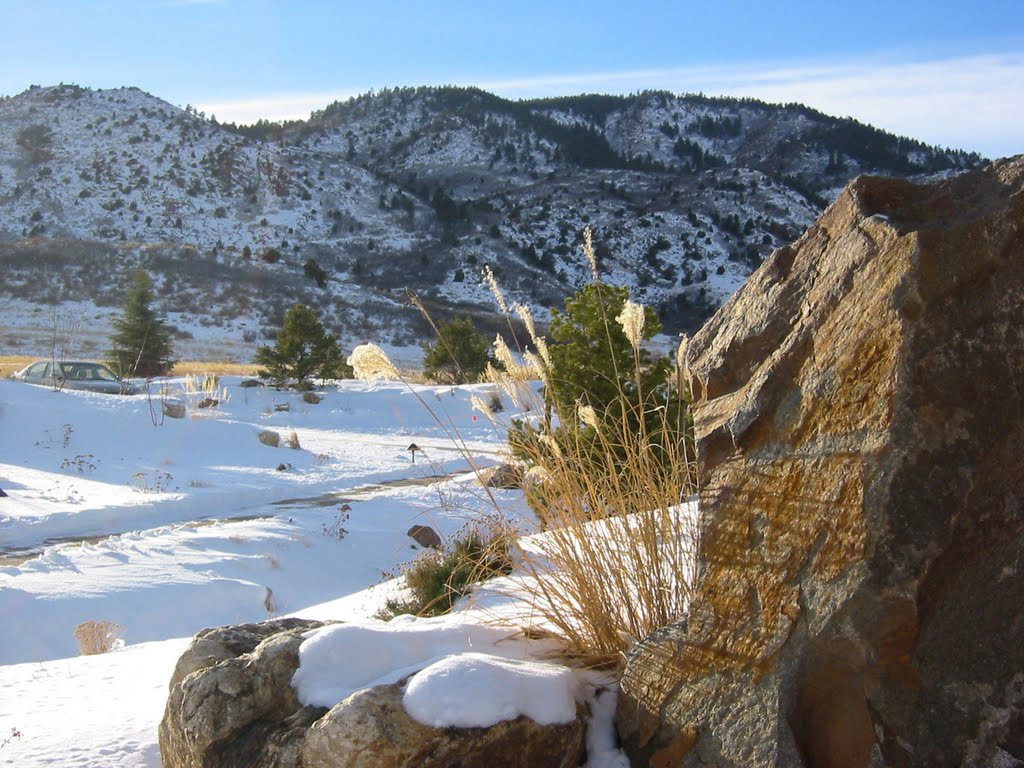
[0,374,631,766]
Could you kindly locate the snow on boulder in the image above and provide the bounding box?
[291,614,562,709]
[160,616,587,768]
[403,652,579,728]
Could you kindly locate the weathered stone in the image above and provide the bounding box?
[302,680,588,768]
[197,397,218,409]
[479,463,525,489]
[239,379,264,388]
[407,524,442,549]
[302,392,322,405]
[619,157,1024,767]
[274,402,291,412]
[258,430,280,448]
[160,619,588,768]
[159,618,330,768]
[163,399,186,419]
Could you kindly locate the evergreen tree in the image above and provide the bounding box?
[511,281,690,484]
[546,282,666,411]
[255,303,352,389]
[107,270,175,378]
[422,317,493,385]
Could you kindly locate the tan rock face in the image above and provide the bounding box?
[618,157,1024,767]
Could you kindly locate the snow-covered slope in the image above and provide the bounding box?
[0,84,985,357]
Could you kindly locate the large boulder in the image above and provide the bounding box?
[302,680,587,768]
[160,619,588,768]
[159,618,331,768]
[618,157,1024,767]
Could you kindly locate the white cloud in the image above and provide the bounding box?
[198,52,1024,159]
[477,53,1024,158]
[197,90,360,124]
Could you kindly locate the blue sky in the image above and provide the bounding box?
[1,1,1021,158]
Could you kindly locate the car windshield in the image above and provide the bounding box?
[60,363,119,382]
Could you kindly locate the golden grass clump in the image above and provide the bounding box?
[347,344,400,382]
[463,233,700,667]
[74,619,124,655]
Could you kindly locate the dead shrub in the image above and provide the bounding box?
[74,619,124,655]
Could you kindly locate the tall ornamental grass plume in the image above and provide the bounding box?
[361,227,699,667]
[347,343,400,382]
[474,227,700,667]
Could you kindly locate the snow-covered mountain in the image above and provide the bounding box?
[0,84,984,359]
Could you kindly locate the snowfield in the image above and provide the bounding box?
[0,374,630,767]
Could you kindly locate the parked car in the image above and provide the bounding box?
[11,360,140,395]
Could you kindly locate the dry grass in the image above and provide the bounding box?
[465,232,700,667]
[0,356,260,378]
[476,343,698,666]
[74,619,124,655]
[0,356,35,378]
[171,360,260,376]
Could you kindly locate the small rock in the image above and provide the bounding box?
[258,430,281,448]
[302,392,322,405]
[274,402,291,413]
[239,379,263,388]
[198,397,219,409]
[479,463,524,489]
[407,524,442,550]
[162,400,186,419]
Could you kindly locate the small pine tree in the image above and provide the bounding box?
[511,281,689,486]
[255,303,352,389]
[422,317,493,385]
[546,282,666,411]
[107,270,175,378]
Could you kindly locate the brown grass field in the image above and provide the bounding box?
[0,356,260,379]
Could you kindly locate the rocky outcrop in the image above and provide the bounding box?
[618,157,1024,767]
[160,619,587,768]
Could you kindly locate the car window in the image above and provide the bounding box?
[27,362,48,377]
[92,366,118,382]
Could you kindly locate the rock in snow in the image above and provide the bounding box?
[406,523,442,549]
[160,615,589,768]
[618,156,1024,766]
